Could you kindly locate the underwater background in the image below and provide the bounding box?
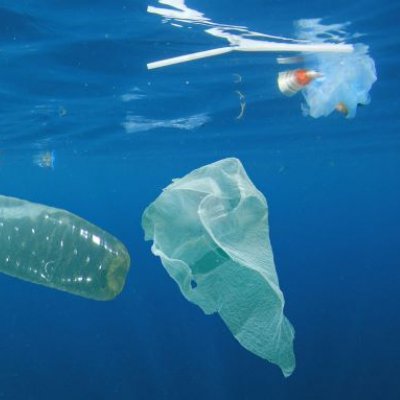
[0,0,399,399]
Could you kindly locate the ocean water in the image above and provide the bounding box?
[0,0,399,399]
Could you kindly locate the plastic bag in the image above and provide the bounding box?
[301,44,377,118]
[142,158,295,376]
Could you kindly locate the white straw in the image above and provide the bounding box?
[235,43,353,53]
[147,47,234,70]
[147,42,354,70]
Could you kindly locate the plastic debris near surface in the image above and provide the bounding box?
[142,158,295,377]
[297,44,377,118]
[0,195,130,300]
[33,150,56,169]
[146,0,377,119]
[146,3,353,70]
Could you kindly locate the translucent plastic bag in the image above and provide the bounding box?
[301,44,377,118]
[142,158,295,377]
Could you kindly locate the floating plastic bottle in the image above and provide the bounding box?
[0,195,130,300]
[278,69,320,96]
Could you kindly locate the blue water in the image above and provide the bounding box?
[0,0,399,399]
